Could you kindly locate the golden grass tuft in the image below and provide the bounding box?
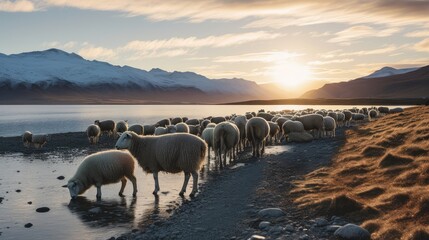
[292,106,429,240]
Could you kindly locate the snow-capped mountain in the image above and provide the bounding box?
[362,66,418,79]
[0,49,278,104]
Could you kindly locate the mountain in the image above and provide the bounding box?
[0,49,282,104]
[362,66,419,79]
[301,65,429,99]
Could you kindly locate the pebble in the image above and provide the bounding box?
[268,226,283,235]
[89,207,102,214]
[257,208,285,218]
[315,217,329,227]
[284,224,295,232]
[0,197,3,204]
[248,235,265,240]
[57,176,65,180]
[27,201,32,205]
[258,221,270,230]
[24,223,33,228]
[36,207,50,213]
[299,234,310,240]
[334,224,371,240]
[16,189,21,193]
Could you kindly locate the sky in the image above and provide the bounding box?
[1,0,429,96]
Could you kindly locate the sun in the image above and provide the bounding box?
[271,62,312,90]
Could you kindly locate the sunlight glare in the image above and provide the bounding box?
[271,62,312,90]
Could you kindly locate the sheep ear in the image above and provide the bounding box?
[126,132,132,138]
[62,184,68,188]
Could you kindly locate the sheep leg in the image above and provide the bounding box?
[190,171,198,197]
[96,184,102,199]
[127,174,138,197]
[152,172,160,195]
[118,177,127,197]
[179,172,191,196]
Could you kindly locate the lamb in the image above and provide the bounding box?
[213,122,240,168]
[63,150,137,199]
[246,117,270,157]
[233,115,247,151]
[171,117,183,125]
[185,119,200,125]
[94,120,115,136]
[211,116,226,124]
[116,120,128,134]
[343,110,352,127]
[22,131,32,147]
[268,121,280,145]
[201,127,215,159]
[115,131,207,196]
[323,116,336,138]
[86,124,101,144]
[156,119,171,128]
[175,122,190,133]
[282,120,305,141]
[128,124,144,135]
[293,114,324,139]
[143,124,156,135]
[188,125,201,136]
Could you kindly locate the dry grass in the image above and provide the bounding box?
[292,106,429,240]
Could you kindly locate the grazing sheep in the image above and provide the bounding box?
[234,115,247,151]
[143,125,156,135]
[368,109,378,120]
[188,125,201,136]
[94,120,115,136]
[268,121,280,145]
[276,117,289,130]
[293,114,324,139]
[213,122,240,168]
[185,119,200,126]
[246,117,270,157]
[288,132,314,142]
[352,113,366,123]
[343,111,352,127]
[128,124,144,135]
[115,131,207,196]
[86,124,101,144]
[22,131,32,147]
[31,134,49,149]
[156,119,171,128]
[256,112,274,121]
[378,106,390,114]
[282,120,305,141]
[176,122,190,133]
[201,127,215,159]
[389,107,404,113]
[154,127,168,136]
[336,112,345,127]
[171,117,183,125]
[63,150,137,199]
[116,120,128,134]
[323,116,336,138]
[211,116,226,124]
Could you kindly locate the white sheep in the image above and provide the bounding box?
[63,150,137,199]
[211,116,226,124]
[268,121,280,145]
[343,111,353,127]
[368,109,378,121]
[282,120,305,141]
[293,114,324,139]
[213,122,240,168]
[154,127,168,135]
[185,119,200,125]
[94,120,116,137]
[115,131,207,197]
[143,124,156,135]
[22,131,32,147]
[86,124,101,144]
[128,124,144,135]
[336,112,345,127]
[171,117,183,125]
[188,125,201,136]
[201,127,215,160]
[233,115,247,151]
[288,132,314,142]
[31,134,49,149]
[175,122,190,133]
[323,116,336,138]
[206,123,217,128]
[389,107,404,113]
[116,120,128,134]
[246,117,270,157]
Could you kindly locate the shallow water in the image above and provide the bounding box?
[0,150,213,240]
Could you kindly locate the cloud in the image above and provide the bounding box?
[43,41,76,49]
[78,46,116,60]
[339,45,402,57]
[214,51,302,63]
[413,38,429,52]
[308,59,354,66]
[0,0,34,12]
[405,30,429,38]
[328,25,400,43]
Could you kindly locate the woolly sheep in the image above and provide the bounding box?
[256,112,274,122]
[115,131,207,196]
[336,112,345,127]
[31,134,49,149]
[128,124,144,135]
[211,116,226,124]
[200,119,211,133]
[368,109,378,120]
[154,127,168,136]
[352,113,366,122]
[246,117,270,157]
[293,114,324,139]
[86,124,101,144]
[343,111,352,127]
[327,112,338,122]
[378,106,390,114]
[22,131,32,147]
[156,119,171,128]
[245,113,253,119]
[175,122,190,133]
[188,125,201,136]
[268,121,280,145]
[116,120,128,134]
[288,132,314,142]
[143,125,156,135]
[182,117,189,122]
[323,116,336,138]
[213,122,240,168]
[94,120,115,136]
[389,107,404,113]
[282,120,305,141]
[63,150,137,199]
[206,123,217,128]
[171,117,183,125]
[201,127,215,159]
[185,119,200,125]
[233,115,247,151]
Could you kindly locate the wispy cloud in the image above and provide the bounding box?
[43,41,77,49]
[214,51,302,63]
[328,25,400,43]
[78,46,117,60]
[413,38,429,52]
[0,0,34,12]
[308,59,354,66]
[405,30,429,38]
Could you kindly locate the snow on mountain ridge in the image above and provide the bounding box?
[363,66,418,79]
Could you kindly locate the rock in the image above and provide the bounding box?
[334,224,371,240]
[268,226,283,235]
[16,189,21,193]
[285,224,295,232]
[259,221,270,230]
[315,217,329,227]
[326,225,341,232]
[24,223,33,228]
[0,197,3,204]
[57,176,65,180]
[88,207,101,214]
[299,234,310,240]
[257,208,285,218]
[248,235,265,240]
[27,201,32,205]
[36,207,50,213]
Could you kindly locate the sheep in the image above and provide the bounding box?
[245,113,253,119]
[352,113,366,122]
[378,106,390,115]
[282,120,305,141]
[176,122,190,133]
[201,127,215,160]
[94,120,115,137]
[268,121,280,145]
[143,125,156,135]
[31,134,49,149]
[213,122,240,168]
[336,112,345,127]
[256,112,274,121]
[171,117,183,125]
[323,116,336,138]
[154,127,168,136]
[156,119,171,128]
[368,109,378,120]
[128,124,144,135]
[115,131,207,196]
[63,150,137,199]
[182,117,189,122]
[86,124,101,144]
[233,115,247,151]
[116,120,128,135]
[188,125,201,136]
[211,116,226,124]
[200,119,211,133]
[343,111,352,127]
[288,132,314,142]
[185,119,200,126]
[327,112,338,123]
[246,117,270,157]
[389,107,404,113]
[206,123,217,128]
[293,114,324,139]
[22,131,32,147]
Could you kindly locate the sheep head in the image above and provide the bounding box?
[115,131,133,150]
[63,180,83,199]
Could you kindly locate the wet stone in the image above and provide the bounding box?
[248,235,266,240]
[334,224,370,240]
[315,217,329,227]
[24,223,33,228]
[36,207,50,213]
[15,189,21,193]
[259,221,270,230]
[27,201,32,205]
[57,176,65,180]
[257,208,285,218]
[285,224,295,232]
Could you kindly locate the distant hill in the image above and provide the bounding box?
[362,66,418,79]
[302,65,429,99]
[0,49,284,104]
